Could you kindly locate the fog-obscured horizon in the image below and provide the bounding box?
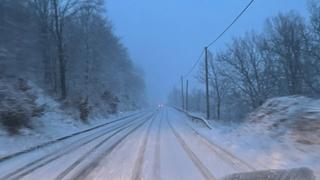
[106,0,308,104]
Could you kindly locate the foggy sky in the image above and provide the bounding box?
[105,0,309,104]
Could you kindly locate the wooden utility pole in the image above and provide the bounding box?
[205,47,210,119]
[186,80,189,111]
[181,76,185,110]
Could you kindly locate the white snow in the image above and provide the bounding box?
[187,96,320,179]
[0,81,136,158]
[0,97,319,179]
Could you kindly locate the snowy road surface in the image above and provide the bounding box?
[0,107,278,180]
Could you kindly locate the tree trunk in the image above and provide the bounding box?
[58,44,66,99]
[216,92,221,120]
[52,0,67,100]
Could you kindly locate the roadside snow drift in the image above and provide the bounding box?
[191,96,320,179]
[0,79,129,158]
[246,96,320,146]
[222,167,315,180]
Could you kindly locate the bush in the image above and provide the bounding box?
[0,103,31,134]
[0,78,44,135]
[79,97,90,123]
[101,90,120,114]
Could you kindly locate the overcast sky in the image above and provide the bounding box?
[105,0,309,104]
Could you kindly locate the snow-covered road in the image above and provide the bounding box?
[0,107,296,180]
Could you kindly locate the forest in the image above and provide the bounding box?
[169,1,320,121]
[0,0,146,129]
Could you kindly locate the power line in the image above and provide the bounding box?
[183,50,204,78]
[182,0,255,79]
[207,0,255,48]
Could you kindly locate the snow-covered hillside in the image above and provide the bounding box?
[0,79,131,158]
[246,96,320,146]
[191,96,320,178]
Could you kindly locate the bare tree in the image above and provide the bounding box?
[168,6,320,122]
[51,0,78,99]
[1,0,147,118]
[208,51,231,120]
[303,0,320,95]
[219,33,272,108]
[264,12,307,95]
[30,0,58,93]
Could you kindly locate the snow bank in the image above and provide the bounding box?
[222,167,315,180]
[246,96,320,145]
[191,96,320,179]
[0,79,128,158]
[0,79,46,134]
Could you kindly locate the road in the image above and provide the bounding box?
[0,107,254,180]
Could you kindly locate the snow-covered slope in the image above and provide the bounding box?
[246,96,320,146]
[0,80,130,158]
[191,96,320,179]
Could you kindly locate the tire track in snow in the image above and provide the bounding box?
[0,110,146,164]
[57,112,156,180]
[165,110,217,180]
[131,110,158,180]
[0,112,152,180]
[185,123,256,171]
[153,109,163,180]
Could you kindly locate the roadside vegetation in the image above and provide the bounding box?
[0,0,146,134]
[169,1,320,122]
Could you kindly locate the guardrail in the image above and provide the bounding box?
[173,106,212,129]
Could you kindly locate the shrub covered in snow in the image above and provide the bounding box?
[79,98,90,123]
[101,90,120,114]
[0,78,44,135]
[246,96,320,145]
